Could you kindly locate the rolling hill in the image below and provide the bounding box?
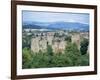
[23,21,89,32]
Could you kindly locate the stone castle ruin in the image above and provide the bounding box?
[31,31,89,54]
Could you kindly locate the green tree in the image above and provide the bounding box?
[47,42,53,56]
[22,34,32,49]
[54,32,59,37]
[79,53,89,66]
[22,48,32,68]
[47,42,53,64]
[64,42,81,66]
[65,36,71,42]
[80,38,89,55]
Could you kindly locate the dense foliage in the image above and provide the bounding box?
[80,38,89,55]
[22,38,89,69]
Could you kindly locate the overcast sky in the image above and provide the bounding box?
[22,10,89,24]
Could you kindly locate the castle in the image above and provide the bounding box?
[31,31,89,54]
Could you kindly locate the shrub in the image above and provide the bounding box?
[80,38,89,55]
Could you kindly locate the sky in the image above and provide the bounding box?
[22,10,90,24]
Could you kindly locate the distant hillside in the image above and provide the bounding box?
[23,21,89,32]
[23,24,42,29]
[47,22,89,31]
